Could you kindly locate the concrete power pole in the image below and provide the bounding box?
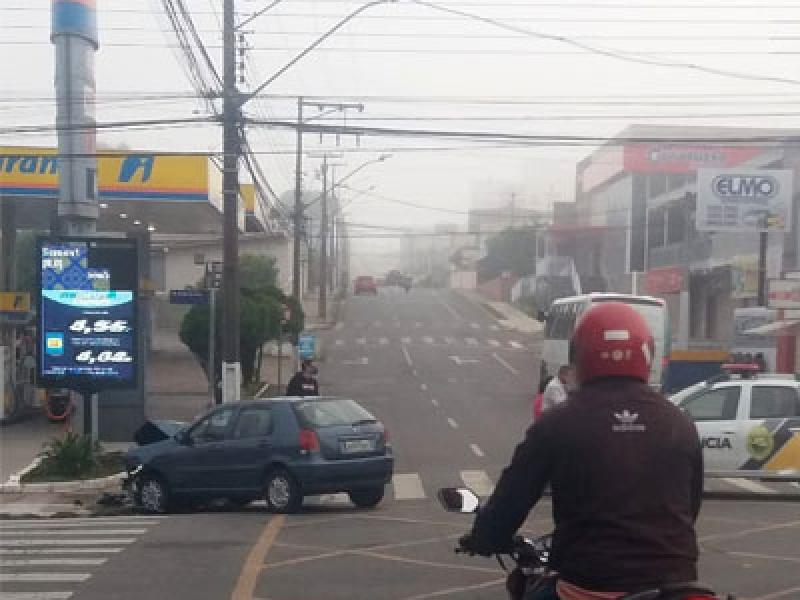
[292,98,304,301]
[319,157,329,319]
[222,0,241,403]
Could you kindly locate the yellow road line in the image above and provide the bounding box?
[231,515,285,600]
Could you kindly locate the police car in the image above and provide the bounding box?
[670,365,800,480]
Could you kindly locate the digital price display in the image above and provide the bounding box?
[37,237,139,390]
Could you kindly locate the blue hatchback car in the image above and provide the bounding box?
[124,397,393,513]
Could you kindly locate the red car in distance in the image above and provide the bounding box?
[354,276,378,295]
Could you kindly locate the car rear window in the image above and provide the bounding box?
[295,399,375,428]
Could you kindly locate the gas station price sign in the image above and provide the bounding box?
[37,237,139,390]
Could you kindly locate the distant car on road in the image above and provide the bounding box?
[354,275,378,295]
[670,368,800,479]
[125,397,393,514]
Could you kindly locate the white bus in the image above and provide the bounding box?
[539,293,670,389]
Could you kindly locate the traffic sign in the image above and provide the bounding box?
[0,292,30,315]
[298,333,317,360]
[169,289,210,305]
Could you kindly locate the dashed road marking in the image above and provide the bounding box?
[431,398,439,407]
[509,340,524,349]
[414,322,423,328]
[423,336,434,344]
[356,337,367,345]
[401,337,411,344]
[379,337,389,345]
[460,470,494,496]
[488,339,501,347]
[393,473,427,500]
[420,383,428,391]
[402,346,413,367]
[470,444,485,458]
[493,352,520,375]
[465,337,478,346]
[447,418,459,429]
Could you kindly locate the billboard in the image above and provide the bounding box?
[696,168,793,232]
[37,237,139,390]
[624,144,762,174]
[0,147,210,203]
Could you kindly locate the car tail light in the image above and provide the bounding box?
[299,429,319,454]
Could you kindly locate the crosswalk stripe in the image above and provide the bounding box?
[0,593,74,600]
[0,530,147,536]
[0,574,91,583]
[488,339,501,347]
[0,517,163,526]
[460,470,494,497]
[0,539,136,547]
[509,340,524,349]
[470,444,485,458]
[0,521,160,530]
[465,338,478,346]
[443,336,455,345]
[335,339,344,346]
[423,336,434,344]
[401,337,411,344]
[721,478,778,494]
[470,323,481,330]
[356,337,366,345]
[0,548,124,555]
[393,474,426,500]
[414,322,423,328]
[0,558,107,567]
[489,325,500,331]
[379,337,389,345]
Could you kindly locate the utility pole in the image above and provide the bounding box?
[222,0,241,403]
[292,97,304,301]
[319,157,329,319]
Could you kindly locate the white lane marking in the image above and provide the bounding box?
[379,337,389,345]
[393,473,427,500]
[470,444,485,458]
[444,336,455,345]
[0,593,74,600]
[509,340,524,349]
[488,339,501,347]
[401,337,411,344]
[414,322,423,328]
[335,339,344,347]
[0,558,107,567]
[721,478,778,494]
[0,574,91,582]
[356,337,367,345]
[341,357,369,366]
[447,418,459,429]
[423,336,434,344]
[304,493,350,506]
[0,516,163,526]
[0,548,124,555]
[0,521,160,530]
[420,383,428,391]
[470,323,481,330]
[465,337,479,346]
[437,295,463,320]
[449,356,479,366]
[431,398,439,407]
[0,539,136,547]
[0,529,147,536]
[401,345,413,367]
[492,352,520,375]
[461,470,494,496]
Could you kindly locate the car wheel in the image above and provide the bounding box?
[348,486,385,509]
[135,475,170,514]
[264,468,302,514]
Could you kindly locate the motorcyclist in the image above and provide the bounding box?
[462,302,703,599]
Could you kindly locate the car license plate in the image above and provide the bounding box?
[342,438,374,453]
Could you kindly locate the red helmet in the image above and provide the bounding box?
[569,301,655,384]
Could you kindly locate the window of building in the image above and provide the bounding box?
[648,209,665,248]
[666,204,687,244]
[668,173,687,191]
[648,173,667,198]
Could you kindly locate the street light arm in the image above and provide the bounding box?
[241,0,396,104]
[302,155,390,209]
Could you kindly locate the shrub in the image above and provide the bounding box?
[38,433,102,479]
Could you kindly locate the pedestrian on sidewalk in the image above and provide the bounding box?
[533,375,553,421]
[286,359,319,397]
[541,365,573,413]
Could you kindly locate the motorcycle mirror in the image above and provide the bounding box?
[437,487,480,513]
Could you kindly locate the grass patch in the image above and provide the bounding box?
[21,433,126,483]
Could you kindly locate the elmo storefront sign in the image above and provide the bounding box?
[696,168,793,232]
[624,144,762,174]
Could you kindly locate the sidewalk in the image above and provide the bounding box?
[455,289,544,334]
[0,414,57,483]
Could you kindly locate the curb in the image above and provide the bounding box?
[0,472,126,495]
[703,490,800,502]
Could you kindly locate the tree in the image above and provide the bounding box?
[477,228,538,283]
[179,255,304,388]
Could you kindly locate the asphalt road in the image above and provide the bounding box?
[3,288,800,600]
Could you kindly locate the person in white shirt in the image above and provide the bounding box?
[541,365,573,413]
